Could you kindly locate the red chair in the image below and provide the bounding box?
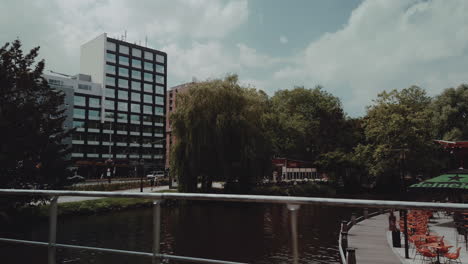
[444,247,461,264]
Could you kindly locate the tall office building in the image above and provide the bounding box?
[47,33,167,178]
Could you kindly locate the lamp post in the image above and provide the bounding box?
[139,158,145,192]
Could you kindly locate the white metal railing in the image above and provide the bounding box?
[1,189,468,264]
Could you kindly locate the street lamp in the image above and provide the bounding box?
[139,158,145,192]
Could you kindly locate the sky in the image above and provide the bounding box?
[1,0,468,117]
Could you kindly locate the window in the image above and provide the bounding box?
[106,76,115,86]
[89,110,100,117]
[117,123,127,131]
[118,67,129,77]
[130,114,140,122]
[130,125,140,132]
[156,64,164,74]
[119,55,129,66]
[143,105,152,114]
[105,111,115,119]
[156,54,165,63]
[156,75,164,84]
[88,134,100,142]
[154,116,164,123]
[143,94,152,104]
[132,70,141,80]
[73,120,85,128]
[106,64,115,74]
[88,120,100,129]
[132,59,141,69]
[78,84,92,90]
[143,115,152,123]
[144,83,153,92]
[105,100,115,110]
[144,72,153,82]
[144,51,153,60]
[155,96,164,105]
[72,133,85,141]
[107,42,116,51]
[118,101,128,111]
[118,78,128,88]
[155,107,164,114]
[118,90,128,100]
[105,88,115,98]
[131,92,140,102]
[89,97,100,107]
[117,113,127,121]
[131,103,140,113]
[132,48,141,57]
[131,81,141,91]
[144,61,153,71]
[155,85,164,94]
[119,45,129,55]
[74,96,86,106]
[106,52,116,63]
[49,79,63,86]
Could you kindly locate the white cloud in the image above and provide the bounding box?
[280,36,288,44]
[272,0,468,116]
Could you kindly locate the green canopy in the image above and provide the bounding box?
[410,174,468,189]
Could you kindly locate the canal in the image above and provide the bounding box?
[1,202,353,263]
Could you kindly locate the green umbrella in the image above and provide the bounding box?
[410,173,468,189]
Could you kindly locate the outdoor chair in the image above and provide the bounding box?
[414,246,437,263]
[444,247,461,264]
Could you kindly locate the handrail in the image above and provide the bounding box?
[1,189,468,264]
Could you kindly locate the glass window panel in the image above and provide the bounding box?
[144,72,153,82]
[105,88,115,98]
[155,96,164,105]
[106,64,115,74]
[131,81,141,91]
[118,67,128,77]
[156,75,164,84]
[143,94,152,104]
[106,52,116,63]
[130,114,140,121]
[117,112,127,120]
[118,78,128,88]
[143,105,152,114]
[89,97,100,107]
[155,107,164,114]
[131,92,140,102]
[143,115,152,122]
[105,100,115,109]
[119,55,129,66]
[106,76,115,86]
[132,48,141,57]
[105,111,115,118]
[156,64,164,74]
[107,42,116,51]
[144,51,153,60]
[132,59,141,69]
[155,85,164,94]
[73,120,85,128]
[131,103,140,113]
[156,54,165,63]
[119,45,129,55]
[117,101,128,111]
[144,62,153,71]
[144,83,153,92]
[74,95,86,106]
[118,90,128,100]
[132,70,141,80]
[89,110,100,117]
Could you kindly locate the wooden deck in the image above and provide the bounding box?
[348,214,402,264]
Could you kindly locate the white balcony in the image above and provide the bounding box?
[71,153,84,157]
[116,142,127,146]
[103,129,113,134]
[72,140,84,144]
[117,130,127,135]
[102,142,112,146]
[130,132,140,136]
[88,141,99,145]
[142,133,152,137]
[87,153,99,158]
[88,128,100,133]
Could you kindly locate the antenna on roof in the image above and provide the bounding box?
[124,30,127,41]
[145,36,148,47]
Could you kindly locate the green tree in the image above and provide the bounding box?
[355,86,440,192]
[431,84,468,141]
[0,40,71,207]
[170,75,272,192]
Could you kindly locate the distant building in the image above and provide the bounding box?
[46,33,167,178]
[165,82,193,169]
[271,158,318,182]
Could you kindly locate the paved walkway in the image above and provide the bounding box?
[58,185,169,203]
[348,214,402,264]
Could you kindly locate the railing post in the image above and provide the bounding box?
[341,231,348,256]
[152,200,162,264]
[48,196,58,264]
[346,247,356,264]
[351,213,357,226]
[287,204,300,264]
[364,208,369,219]
[341,220,348,232]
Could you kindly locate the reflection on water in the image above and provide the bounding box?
[0,202,353,264]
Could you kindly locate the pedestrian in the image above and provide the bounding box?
[389,211,401,247]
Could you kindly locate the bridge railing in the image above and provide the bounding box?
[1,189,468,264]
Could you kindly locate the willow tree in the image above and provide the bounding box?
[170,75,272,192]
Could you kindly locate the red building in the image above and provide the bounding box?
[271,158,319,182]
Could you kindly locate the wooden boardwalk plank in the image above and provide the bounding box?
[348,214,401,264]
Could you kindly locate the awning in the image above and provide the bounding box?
[410,173,468,190]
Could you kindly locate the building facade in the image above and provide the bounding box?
[47,33,167,178]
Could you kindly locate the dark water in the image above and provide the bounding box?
[0,203,353,263]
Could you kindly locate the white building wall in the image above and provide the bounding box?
[79,33,106,84]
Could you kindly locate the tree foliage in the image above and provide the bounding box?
[0,40,71,203]
[170,75,272,192]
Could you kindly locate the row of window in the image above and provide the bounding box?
[106,59,164,74]
[73,146,165,155]
[106,41,165,64]
[73,131,164,141]
[104,93,163,105]
[105,84,164,95]
[74,96,101,107]
[106,75,165,87]
[73,120,164,130]
[104,103,164,114]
